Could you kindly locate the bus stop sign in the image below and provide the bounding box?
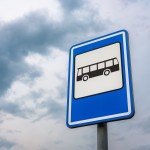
[66,30,134,128]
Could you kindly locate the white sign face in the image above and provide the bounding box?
[74,43,123,99]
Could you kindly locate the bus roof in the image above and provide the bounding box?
[77,57,118,69]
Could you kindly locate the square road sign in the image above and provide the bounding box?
[66,30,134,128]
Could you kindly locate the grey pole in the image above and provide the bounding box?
[97,123,108,150]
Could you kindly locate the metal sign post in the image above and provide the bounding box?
[97,123,108,150]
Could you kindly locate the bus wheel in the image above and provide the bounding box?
[82,75,89,81]
[103,69,111,76]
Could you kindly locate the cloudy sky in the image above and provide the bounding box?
[0,0,150,150]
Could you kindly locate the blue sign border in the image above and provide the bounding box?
[66,30,134,128]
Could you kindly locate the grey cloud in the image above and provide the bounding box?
[115,136,125,141]
[132,145,150,150]
[55,73,67,99]
[0,100,27,118]
[0,5,107,96]
[0,12,64,95]
[6,129,21,134]
[61,0,84,10]
[0,0,107,123]
[0,76,66,120]
[0,112,7,124]
[0,90,41,118]
[47,100,65,118]
[33,98,65,122]
[0,58,26,95]
[122,0,150,6]
[54,140,63,145]
[0,58,41,96]
[137,116,150,133]
[0,138,16,149]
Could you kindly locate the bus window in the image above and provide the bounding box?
[77,68,82,76]
[106,60,113,67]
[98,62,104,69]
[114,58,118,65]
[90,64,97,72]
[83,66,89,74]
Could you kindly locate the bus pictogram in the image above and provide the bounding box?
[76,57,120,81]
